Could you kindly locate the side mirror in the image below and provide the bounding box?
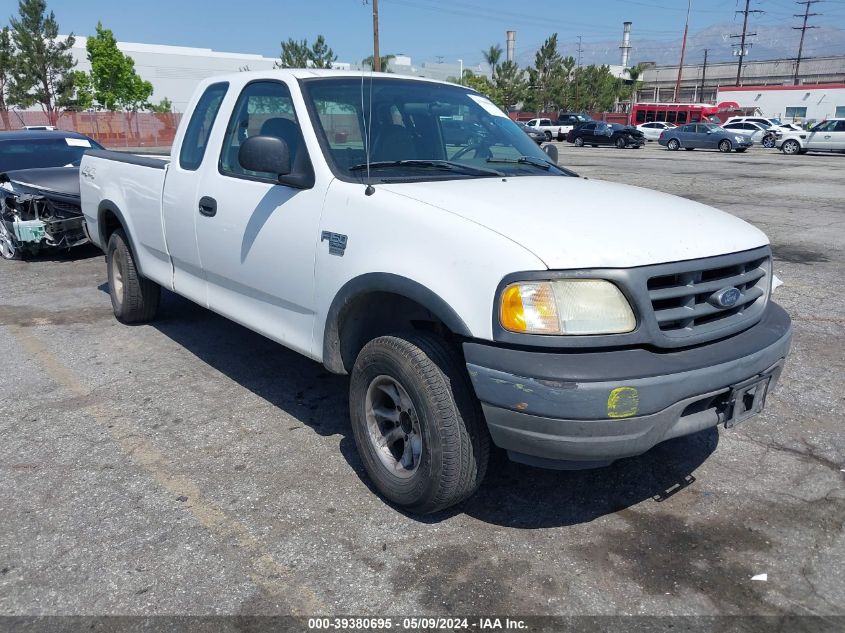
[238,135,291,177]
[543,144,558,164]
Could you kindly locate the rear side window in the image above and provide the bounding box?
[179,82,228,170]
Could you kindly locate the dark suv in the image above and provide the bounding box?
[567,122,645,148]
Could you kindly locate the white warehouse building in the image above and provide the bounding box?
[716,83,845,123]
[65,37,488,113]
[67,37,283,111]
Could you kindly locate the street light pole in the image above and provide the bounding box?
[458,59,463,84]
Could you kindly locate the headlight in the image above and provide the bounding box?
[735,135,745,143]
[500,279,636,335]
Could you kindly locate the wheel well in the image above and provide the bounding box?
[332,292,457,374]
[100,207,123,245]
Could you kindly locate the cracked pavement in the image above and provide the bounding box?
[0,143,843,619]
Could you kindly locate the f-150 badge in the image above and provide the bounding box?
[321,231,348,256]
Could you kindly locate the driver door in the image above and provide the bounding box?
[193,79,325,356]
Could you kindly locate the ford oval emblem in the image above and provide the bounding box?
[709,287,741,309]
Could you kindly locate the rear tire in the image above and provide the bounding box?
[667,138,680,151]
[719,139,732,153]
[107,229,160,324]
[349,333,489,514]
[574,137,584,147]
[762,135,776,149]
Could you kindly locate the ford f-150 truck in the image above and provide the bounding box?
[80,70,792,513]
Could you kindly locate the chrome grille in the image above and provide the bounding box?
[647,253,770,339]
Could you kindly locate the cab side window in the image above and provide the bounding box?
[219,81,305,181]
[179,82,228,170]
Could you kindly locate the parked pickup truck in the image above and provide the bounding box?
[80,70,792,513]
[524,118,568,142]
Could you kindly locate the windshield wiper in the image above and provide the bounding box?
[348,160,503,176]
[485,155,553,170]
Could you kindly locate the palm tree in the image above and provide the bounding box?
[482,44,503,81]
[362,54,395,73]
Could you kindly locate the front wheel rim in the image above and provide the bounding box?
[720,141,731,152]
[0,222,17,259]
[364,376,423,479]
[110,252,125,308]
[784,141,798,154]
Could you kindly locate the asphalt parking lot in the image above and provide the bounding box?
[1,142,843,624]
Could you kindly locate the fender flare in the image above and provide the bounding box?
[97,200,145,276]
[322,273,473,374]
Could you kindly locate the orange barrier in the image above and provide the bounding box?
[0,111,183,149]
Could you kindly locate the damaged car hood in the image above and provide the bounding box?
[0,167,81,203]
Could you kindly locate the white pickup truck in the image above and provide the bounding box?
[80,70,791,513]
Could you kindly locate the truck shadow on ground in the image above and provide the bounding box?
[19,243,103,263]
[146,289,718,529]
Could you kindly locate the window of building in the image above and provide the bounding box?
[785,107,807,119]
[835,106,845,118]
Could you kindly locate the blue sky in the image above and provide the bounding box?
[9,0,845,66]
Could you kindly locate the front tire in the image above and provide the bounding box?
[107,229,160,324]
[349,333,489,514]
[544,131,552,142]
[667,138,680,151]
[782,139,801,155]
[719,139,733,153]
[615,137,626,149]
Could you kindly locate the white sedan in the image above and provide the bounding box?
[636,121,676,141]
[722,121,774,147]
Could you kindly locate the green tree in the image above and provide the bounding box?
[274,35,335,69]
[482,44,502,81]
[7,0,77,125]
[309,35,336,69]
[494,60,526,111]
[82,22,153,111]
[527,34,562,113]
[361,54,395,72]
[275,38,310,68]
[148,97,172,113]
[0,27,13,128]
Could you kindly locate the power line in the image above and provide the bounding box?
[730,0,764,85]
[793,0,822,85]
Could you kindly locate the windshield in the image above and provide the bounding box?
[301,77,569,181]
[0,136,102,172]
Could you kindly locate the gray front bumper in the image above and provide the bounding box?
[464,302,792,468]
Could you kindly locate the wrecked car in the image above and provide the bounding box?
[0,130,103,260]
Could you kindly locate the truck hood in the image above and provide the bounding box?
[380,176,768,269]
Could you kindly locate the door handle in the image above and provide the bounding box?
[198,196,217,217]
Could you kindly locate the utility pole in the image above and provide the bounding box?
[674,0,692,103]
[371,0,381,72]
[793,0,821,85]
[700,49,709,102]
[731,0,763,86]
[575,36,583,109]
